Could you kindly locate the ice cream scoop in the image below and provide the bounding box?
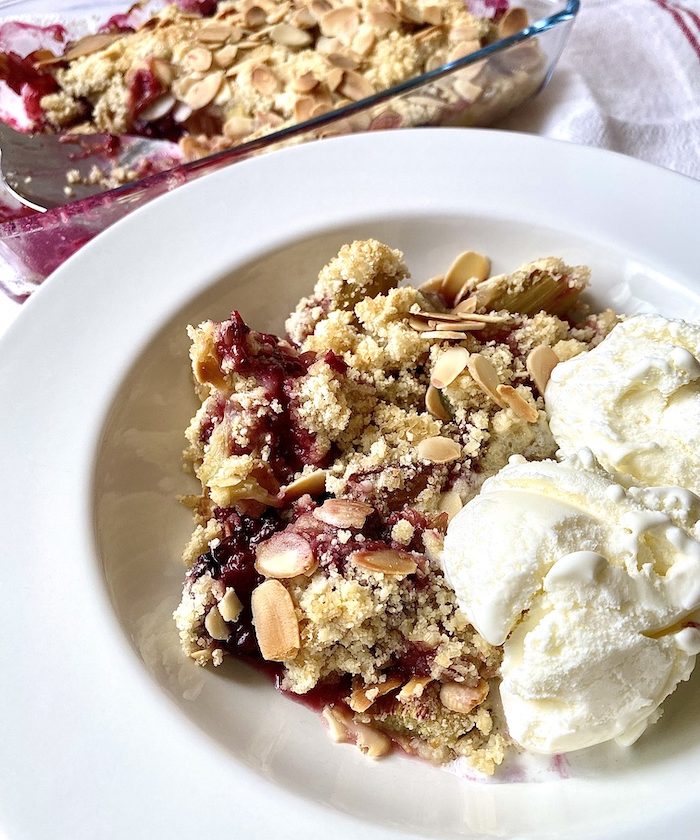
[442,452,700,753]
[545,314,700,494]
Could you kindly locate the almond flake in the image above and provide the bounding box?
[413,309,465,323]
[292,7,317,28]
[420,331,467,340]
[218,587,243,622]
[422,5,442,24]
[327,52,360,69]
[442,250,491,305]
[454,77,483,101]
[438,489,462,522]
[416,435,461,463]
[183,70,224,110]
[466,353,506,407]
[270,22,313,46]
[255,531,317,578]
[310,0,333,19]
[326,66,344,91]
[138,93,175,121]
[453,297,477,315]
[498,6,529,38]
[223,114,254,138]
[197,22,233,43]
[526,345,559,395]
[396,0,423,23]
[251,579,300,661]
[349,676,403,712]
[339,70,374,101]
[244,6,267,27]
[204,604,230,641]
[496,384,539,423]
[282,469,327,500]
[294,95,315,121]
[408,316,430,332]
[419,275,444,293]
[352,25,375,56]
[350,549,417,575]
[397,676,432,702]
[449,23,479,41]
[63,33,122,61]
[152,58,175,85]
[316,35,341,54]
[439,680,489,714]
[322,705,351,742]
[183,46,213,72]
[431,346,470,389]
[313,498,374,529]
[447,39,481,63]
[172,101,193,123]
[293,71,319,93]
[251,64,279,95]
[214,44,239,68]
[320,6,360,42]
[435,320,485,332]
[425,384,451,421]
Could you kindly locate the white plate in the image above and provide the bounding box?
[1,129,699,840]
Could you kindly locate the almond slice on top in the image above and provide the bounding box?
[496,384,539,423]
[498,6,529,37]
[442,250,491,305]
[438,489,462,522]
[255,532,317,578]
[349,676,403,712]
[281,469,327,501]
[431,346,470,389]
[397,676,432,702]
[350,549,417,575]
[416,435,462,463]
[526,344,559,395]
[425,384,451,421]
[465,353,507,408]
[439,680,489,714]
[313,498,374,528]
[251,579,300,661]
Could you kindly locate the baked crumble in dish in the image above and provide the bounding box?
[1,1,543,168]
[174,237,618,773]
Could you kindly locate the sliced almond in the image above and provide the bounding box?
[294,95,316,122]
[447,39,482,63]
[270,22,313,47]
[282,469,327,501]
[498,6,529,38]
[350,549,417,575]
[496,384,539,423]
[183,46,213,72]
[152,58,175,85]
[214,44,239,68]
[339,70,374,101]
[453,297,478,315]
[420,331,468,340]
[293,72,319,93]
[322,705,351,742]
[422,4,442,24]
[352,24,375,56]
[320,6,360,41]
[409,316,432,332]
[310,0,333,20]
[412,310,468,323]
[349,676,403,712]
[431,346,470,389]
[255,531,317,578]
[416,435,462,464]
[325,66,344,91]
[366,10,399,34]
[292,6,317,28]
[425,385,451,421]
[439,680,489,714]
[466,353,506,407]
[251,64,279,95]
[327,52,360,70]
[223,115,255,138]
[449,23,479,41]
[204,604,230,641]
[419,275,445,293]
[218,587,243,622]
[435,320,486,332]
[63,33,122,61]
[454,77,483,102]
[244,6,267,27]
[316,35,341,54]
[137,93,175,121]
[442,250,491,305]
[459,312,510,324]
[251,579,300,661]
[197,22,233,43]
[313,498,374,529]
[526,345,559,395]
[183,71,224,110]
[354,723,392,758]
[172,101,193,123]
[397,676,432,702]
[438,489,462,522]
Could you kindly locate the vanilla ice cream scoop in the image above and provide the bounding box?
[545,314,700,494]
[442,452,700,753]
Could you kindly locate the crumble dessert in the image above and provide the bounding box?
[174,237,619,772]
[1,2,543,167]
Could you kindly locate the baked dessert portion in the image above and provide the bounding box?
[174,238,618,773]
[6,2,542,163]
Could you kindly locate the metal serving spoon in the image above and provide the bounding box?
[0,121,174,212]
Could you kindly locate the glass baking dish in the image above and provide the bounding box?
[0,0,578,299]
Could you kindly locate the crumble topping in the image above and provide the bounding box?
[174,237,618,772]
